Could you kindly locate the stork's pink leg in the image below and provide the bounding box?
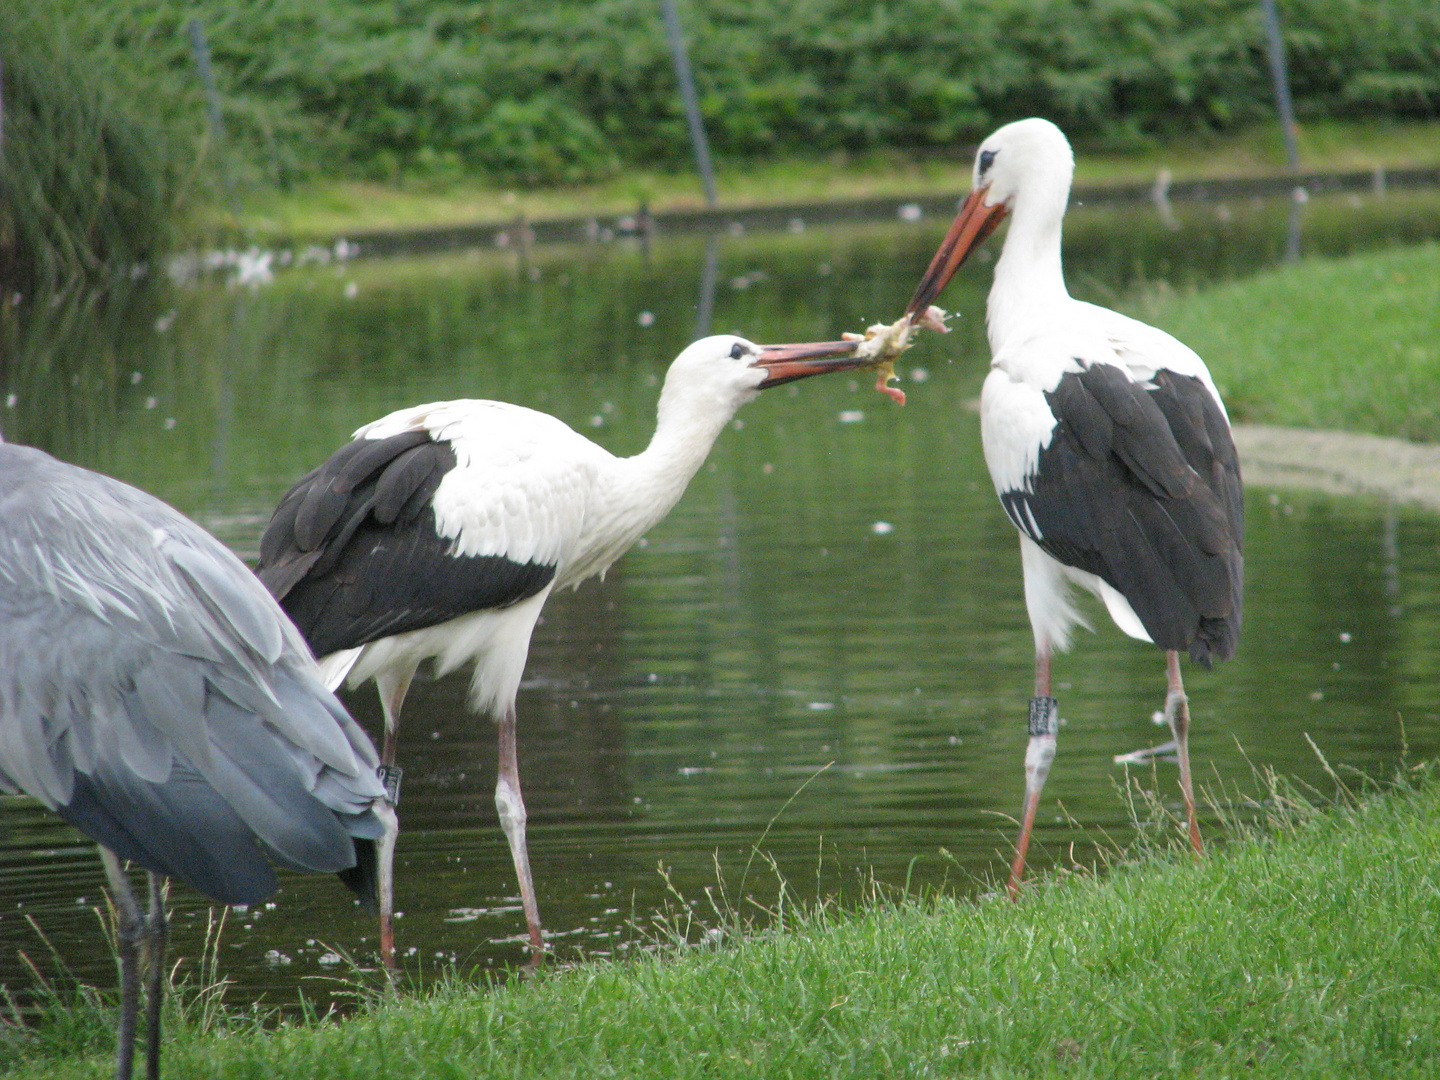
[375,803,400,971]
[495,704,545,964]
[1008,649,1059,899]
[1165,650,1204,856]
[376,665,416,778]
[373,666,414,971]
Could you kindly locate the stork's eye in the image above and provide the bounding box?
[979,149,997,174]
[730,342,746,359]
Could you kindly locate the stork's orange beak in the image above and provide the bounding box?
[753,340,868,388]
[905,188,1009,318]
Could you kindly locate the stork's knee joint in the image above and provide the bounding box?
[495,778,527,832]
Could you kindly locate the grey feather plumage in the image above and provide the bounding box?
[0,443,388,906]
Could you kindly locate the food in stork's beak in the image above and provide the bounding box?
[755,304,951,403]
[839,305,951,406]
[752,340,874,388]
[754,184,1000,408]
[905,187,1010,319]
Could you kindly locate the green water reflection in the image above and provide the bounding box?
[2,188,1440,1006]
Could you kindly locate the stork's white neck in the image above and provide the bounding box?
[564,376,741,586]
[986,172,1073,354]
[628,379,737,518]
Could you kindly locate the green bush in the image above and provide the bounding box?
[192,0,1433,179]
[7,0,1440,197]
[469,94,620,184]
[0,5,189,293]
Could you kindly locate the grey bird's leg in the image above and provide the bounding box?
[142,872,166,1080]
[99,848,144,1080]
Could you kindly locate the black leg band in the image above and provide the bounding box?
[378,764,403,805]
[1028,696,1059,737]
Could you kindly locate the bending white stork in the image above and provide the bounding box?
[0,437,393,1080]
[256,333,873,964]
[904,118,1244,897]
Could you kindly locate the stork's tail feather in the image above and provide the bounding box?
[1188,613,1240,670]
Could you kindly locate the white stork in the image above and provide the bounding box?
[257,333,873,964]
[904,118,1244,896]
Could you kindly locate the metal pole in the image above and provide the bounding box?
[188,19,227,141]
[188,17,241,214]
[1284,190,1304,261]
[1259,0,1299,171]
[661,0,718,207]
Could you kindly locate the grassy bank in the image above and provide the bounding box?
[1132,241,1440,442]
[9,764,1440,1079]
[245,118,1440,241]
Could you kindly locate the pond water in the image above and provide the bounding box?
[3,187,1440,1011]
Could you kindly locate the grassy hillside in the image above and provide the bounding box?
[1133,242,1440,442]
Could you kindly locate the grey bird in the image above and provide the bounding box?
[0,435,396,1080]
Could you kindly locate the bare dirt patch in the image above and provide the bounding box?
[1233,423,1440,513]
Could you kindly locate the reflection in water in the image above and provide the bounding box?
[695,235,721,339]
[2,189,1440,1010]
[1286,187,1308,261]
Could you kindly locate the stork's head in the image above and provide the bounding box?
[659,334,870,415]
[906,117,1074,317]
[969,118,1074,211]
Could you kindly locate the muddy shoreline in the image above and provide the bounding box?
[1233,423,1440,514]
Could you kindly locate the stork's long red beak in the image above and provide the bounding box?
[904,187,1009,318]
[753,340,868,388]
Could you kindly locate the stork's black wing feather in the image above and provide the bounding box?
[1001,363,1243,667]
[257,431,556,658]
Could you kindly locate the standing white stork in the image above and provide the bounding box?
[903,118,1244,897]
[256,333,873,965]
[0,436,394,1080]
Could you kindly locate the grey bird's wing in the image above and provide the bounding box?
[0,444,389,906]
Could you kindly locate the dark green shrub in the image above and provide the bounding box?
[7,0,1440,203]
[0,3,207,293]
[468,94,620,184]
[205,0,1435,179]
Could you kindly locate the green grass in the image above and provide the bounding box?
[1130,241,1440,441]
[243,119,1440,242]
[11,762,1440,1079]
